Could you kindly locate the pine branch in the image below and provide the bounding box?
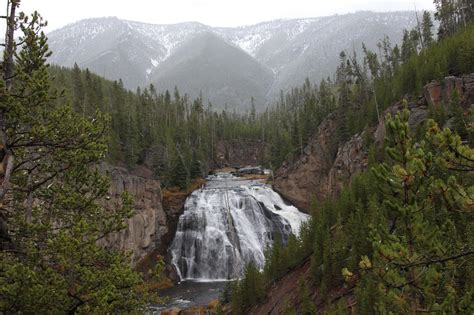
[392,250,474,269]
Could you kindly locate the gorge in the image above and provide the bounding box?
[3,0,473,312]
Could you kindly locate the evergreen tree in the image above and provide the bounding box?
[401,29,415,63]
[298,278,317,314]
[422,11,435,47]
[356,108,474,313]
[0,3,155,313]
[190,150,202,179]
[449,89,469,140]
[170,153,189,190]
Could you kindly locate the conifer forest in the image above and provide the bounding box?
[0,0,473,314]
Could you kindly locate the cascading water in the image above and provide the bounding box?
[169,172,310,281]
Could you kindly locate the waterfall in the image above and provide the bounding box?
[169,173,310,281]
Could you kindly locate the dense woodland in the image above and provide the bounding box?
[48,64,264,189]
[228,1,474,314]
[0,0,473,313]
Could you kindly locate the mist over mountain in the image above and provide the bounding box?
[47,11,418,111]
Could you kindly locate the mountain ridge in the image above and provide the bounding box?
[47,11,420,110]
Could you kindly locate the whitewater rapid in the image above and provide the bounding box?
[169,172,310,281]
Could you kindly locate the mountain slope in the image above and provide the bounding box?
[47,12,419,110]
[150,32,274,110]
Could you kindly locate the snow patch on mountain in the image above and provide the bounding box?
[46,12,419,109]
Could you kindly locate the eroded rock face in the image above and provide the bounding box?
[274,74,473,213]
[463,73,474,106]
[98,164,166,265]
[424,73,474,110]
[424,81,442,108]
[215,139,265,168]
[327,131,369,196]
[273,114,339,211]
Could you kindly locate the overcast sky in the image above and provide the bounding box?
[2,0,435,33]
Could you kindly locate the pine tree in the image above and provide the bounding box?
[354,107,474,313]
[298,278,317,314]
[449,89,469,140]
[72,62,85,114]
[422,11,435,47]
[170,153,189,190]
[0,3,155,313]
[190,150,202,179]
[401,29,415,63]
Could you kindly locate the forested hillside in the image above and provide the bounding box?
[48,64,263,188]
[48,4,474,190]
[226,1,474,313]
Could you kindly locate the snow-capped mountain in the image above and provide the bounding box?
[47,12,418,111]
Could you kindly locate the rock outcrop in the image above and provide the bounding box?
[98,164,168,265]
[215,139,265,168]
[273,114,338,211]
[424,73,474,109]
[274,73,474,212]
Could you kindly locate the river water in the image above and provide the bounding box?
[158,172,309,310]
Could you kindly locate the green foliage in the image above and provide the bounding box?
[448,89,471,140]
[354,109,474,313]
[0,5,156,313]
[435,0,474,39]
[422,11,435,47]
[391,22,474,99]
[230,263,265,315]
[48,66,266,186]
[45,21,474,179]
[298,278,317,314]
[228,13,474,313]
[170,154,189,190]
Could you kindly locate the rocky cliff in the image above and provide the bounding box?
[273,114,339,211]
[215,139,265,168]
[274,73,474,213]
[97,164,181,265]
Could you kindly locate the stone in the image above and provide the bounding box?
[463,73,474,107]
[424,80,442,108]
[445,76,463,102]
[97,163,165,265]
[215,139,265,168]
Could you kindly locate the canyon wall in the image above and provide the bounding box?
[274,73,474,213]
[98,164,172,265]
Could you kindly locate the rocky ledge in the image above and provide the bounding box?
[274,73,474,212]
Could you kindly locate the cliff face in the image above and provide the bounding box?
[215,139,265,168]
[273,114,371,212]
[98,164,169,265]
[274,73,474,213]
[273,114,339,211]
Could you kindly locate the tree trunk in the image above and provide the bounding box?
[0,0,18,249]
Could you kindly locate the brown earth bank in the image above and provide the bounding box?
[248,257,355,315]
[273,73,474,213]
